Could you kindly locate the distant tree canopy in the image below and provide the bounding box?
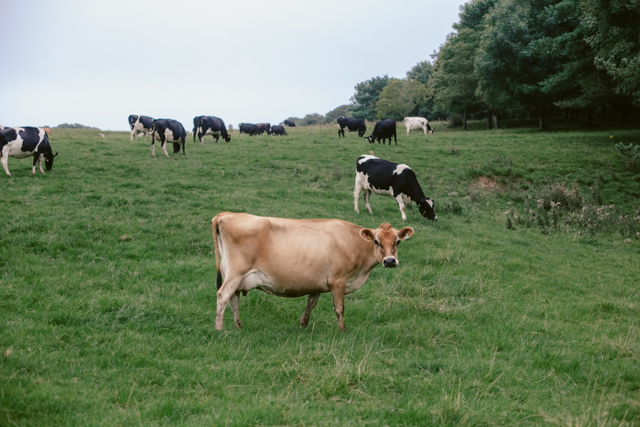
[303,0,639,130]
[350,75,390,121]
[56,123,100,130]
[376,79,428,121]
[324,105,353,123]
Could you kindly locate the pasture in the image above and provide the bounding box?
[1,122,639,425]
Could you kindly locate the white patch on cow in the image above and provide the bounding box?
[393,164,411,175]
[357,154,378,165]
[163,128,175,142]
[426,199,434,208]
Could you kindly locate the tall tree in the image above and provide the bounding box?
[428,0,497,129]
[475,0,574,130]
[580,0,640,107]
[350,75,390,121]
[376,79,428,121]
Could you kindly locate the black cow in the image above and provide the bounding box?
[151,119,186,158]
[128,115,154,141]
[284,120,296,127]
[354,154,436,221]
[337,117,367,137]
[270,125,287,136]
[239,123,262,136]
[193,116,231,144]
[1,127,58,176]
[366,119,397,145]
[256,123,271,135]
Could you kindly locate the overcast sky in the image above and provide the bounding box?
[1,0,464,131]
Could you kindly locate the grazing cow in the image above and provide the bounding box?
[270,125,287,136]
[1,127,58,176]
[366,119,397,145]
[193,116,231,144]
[403,117,433,135]
[212,212,414,330]
[151,119,186,158]
[128,115,154,141]
[354,154,436,221]
[284,119,296,127]
[256,123,271,135]
[337,117,367,137]
[238,123,262,136]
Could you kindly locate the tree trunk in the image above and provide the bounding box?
[487,110,493,130]
[463,109,467,130]
[526,109,532,119]
[585,108,593,127]
[538,108,549,131]
[493,113,500,130]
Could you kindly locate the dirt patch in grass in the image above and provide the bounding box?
[470,175,506,192]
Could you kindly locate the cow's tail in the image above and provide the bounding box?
[212,213,226,289]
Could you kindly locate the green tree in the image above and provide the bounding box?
[350,75,390,121]
[580,0,640,108]
[475,0,573,130]
[375,79,428,121]
[324,105,353,124]
[428,0,497,129]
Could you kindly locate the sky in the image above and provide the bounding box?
[0,0,465,131]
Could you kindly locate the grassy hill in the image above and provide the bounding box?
[1,122,639,425]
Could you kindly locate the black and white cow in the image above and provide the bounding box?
[354,154,436,221]
[238,123,262,136]
[337,117,367,137]
[1,127,58,176]
[270,125,287,136]
[284,120,296,127]
[366,119,397,145]
[404,117,433,135]
[256,123,271,135]
[193,116,231,144]
[128,115,154,141]
[151,119,186,158]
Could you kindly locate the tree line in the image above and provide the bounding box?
[290,0,639,130]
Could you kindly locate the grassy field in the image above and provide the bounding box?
[1,121,639,426]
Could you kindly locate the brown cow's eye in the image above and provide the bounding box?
[395,241,400,246]
[374,240,381,246]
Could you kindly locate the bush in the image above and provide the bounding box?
[615,143,640,169]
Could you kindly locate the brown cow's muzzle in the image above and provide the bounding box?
[383,257,398,268]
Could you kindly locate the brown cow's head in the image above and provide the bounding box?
[360,223,414,268]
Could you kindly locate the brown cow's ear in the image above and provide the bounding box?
[360,228,375,241]
[398,227,414,240]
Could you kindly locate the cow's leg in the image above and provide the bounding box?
[130,130,135,141]
[151,138,156,158]
[407,128,410,136]
[1,152,10,176]
[300,293,320,328]
[364,190,373,215]
[229,292,242,329]
[37,157,45,174]
[329,284,347,330]
[216,276,243,330]
[162,141,169,158]
[353,180,364,214]
[396,194,407,221]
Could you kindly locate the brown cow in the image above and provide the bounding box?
[212,212,414,330]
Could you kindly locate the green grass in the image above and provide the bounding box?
[1,123,639,425]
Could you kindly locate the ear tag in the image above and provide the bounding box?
[404,235,410,240]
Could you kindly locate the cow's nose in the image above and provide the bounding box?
[383,257,397,268]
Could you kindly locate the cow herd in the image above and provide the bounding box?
[3,113,437,332]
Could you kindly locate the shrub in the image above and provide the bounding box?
[615,143,640,169]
